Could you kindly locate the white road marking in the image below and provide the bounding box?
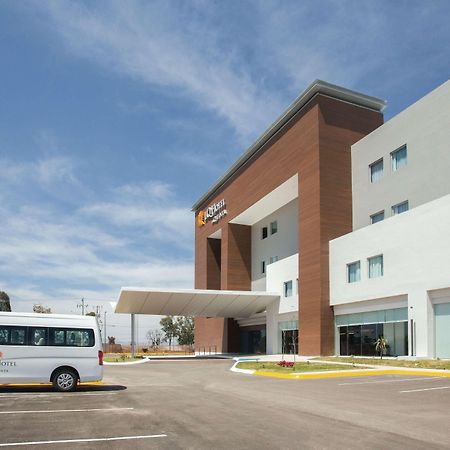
[0,434,167,447]
[0,392,118,399]
[339,377,440,386]
[0,407,133,415]
[400,386,450,393]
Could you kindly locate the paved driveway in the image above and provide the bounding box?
[1,359,449,449]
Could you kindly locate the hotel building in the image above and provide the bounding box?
[117,79,450,358]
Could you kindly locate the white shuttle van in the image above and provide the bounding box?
[0,312,103,391]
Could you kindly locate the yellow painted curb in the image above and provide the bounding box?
[253,369,450,380]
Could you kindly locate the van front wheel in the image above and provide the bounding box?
[52,369,78,392]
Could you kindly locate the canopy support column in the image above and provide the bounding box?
[131,313,136,358]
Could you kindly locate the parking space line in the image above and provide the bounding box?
[400,386,450,393]
[338,377,440,386]
[0,407,133,415]
[0,434,167,447]
[0,392,118,399]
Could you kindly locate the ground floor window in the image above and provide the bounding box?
[281,330,298,354]
[278,320,298,354]
[339,322,408,356]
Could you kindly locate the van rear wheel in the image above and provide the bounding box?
[52,369,78,392]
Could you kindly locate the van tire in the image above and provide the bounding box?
[52,368,78,392]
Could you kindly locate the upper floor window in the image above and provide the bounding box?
[347,261,361,283]
[370,211,385,224]
[261,227,268,239]
[392,200,409,216]
[261,260,266,274]
[270,220,278,235]
[269,256,278,265]
[370,159,383,183]
[368,255,383,278]
[283,280,293,297]
[391,145,407,172]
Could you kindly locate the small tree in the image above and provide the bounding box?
[146,329,165,351]
[33,304,51,314]
[0,291,11,312]
[375,336,389,359]
[160,316,178,350]
[175,316,194,347]
[108,336,116,345]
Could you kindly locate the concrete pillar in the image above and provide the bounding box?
[131,313,136,357]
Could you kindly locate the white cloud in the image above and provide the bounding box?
[36,157,78,185]
[0,157,194,305]
[32,0,283,140]
[114,180,174,201]
[81,179,193,248]
[0,156,78,187]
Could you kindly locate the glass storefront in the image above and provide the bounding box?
[337,308,408,356]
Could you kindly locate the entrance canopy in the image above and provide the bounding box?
[115,287,279,318]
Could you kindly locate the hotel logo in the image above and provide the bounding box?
[197,199,227,227]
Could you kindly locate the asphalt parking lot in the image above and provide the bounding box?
[1,360,450,449]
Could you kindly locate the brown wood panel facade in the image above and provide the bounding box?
[194,94,383,355]
[206,238,221,290]
[221,223,251,291]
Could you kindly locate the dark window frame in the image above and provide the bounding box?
[370,210,385,224]
[391,144,407,172]
[369,158,384,183]
[28,327,49,346]
[261,227,268,239]
[0,326,95,347]
[270,220,278,235]
[0,325,28,346]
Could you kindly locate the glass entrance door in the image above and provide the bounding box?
[281,330,298,354]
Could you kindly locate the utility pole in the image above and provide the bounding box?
[104,311,107,346]
[77,298,88,315]
[92,305,104,337]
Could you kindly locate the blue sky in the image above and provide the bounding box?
[0,0,449,340]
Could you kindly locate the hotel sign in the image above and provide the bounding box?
[198,199,227,227]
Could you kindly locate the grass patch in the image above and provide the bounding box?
[235,361,366,372]
[314,357,450,370]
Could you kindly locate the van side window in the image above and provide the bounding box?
[50,329,66,346]
[0,327,8,345]
[0,326,27,345]
[0,326,95,347]
[49,328,94,347]
[68,330,93,347]
[30,327,48,346]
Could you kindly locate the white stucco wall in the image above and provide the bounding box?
[265,254,299,354]
[251,199,298,291]
[330,193,450,357]
[352,80,450,229]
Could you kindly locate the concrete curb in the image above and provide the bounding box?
[230,359,255,375]
[104,359,150,366]
[230,359,450,380]
[253,368,450,380]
